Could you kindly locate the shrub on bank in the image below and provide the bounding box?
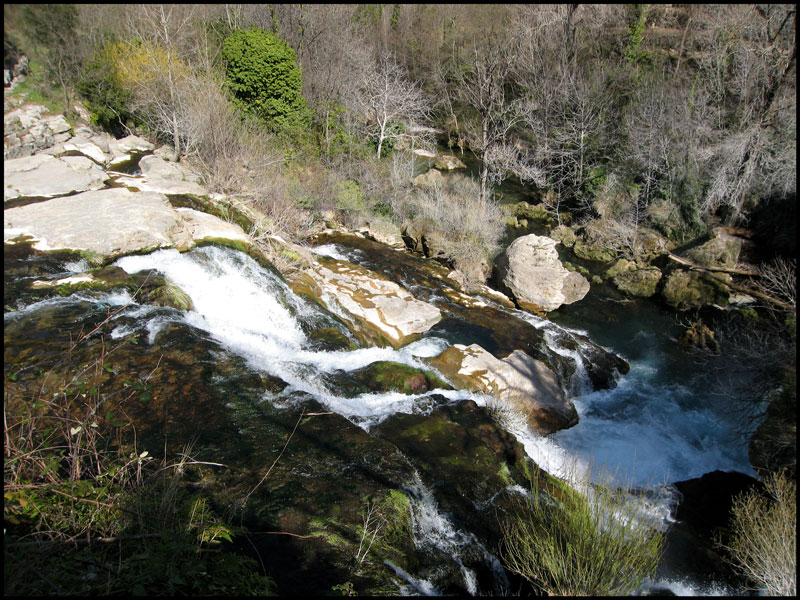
[720,470,796,595]
[500,469,667,596]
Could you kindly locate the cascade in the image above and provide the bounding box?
[5,241,757,595]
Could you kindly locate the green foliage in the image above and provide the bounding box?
[376,121,406,158]
[335,180,366,214]
[501,469,667,596]
[624,4,651,67]
[76,42,137,136]
[222,28,311,133]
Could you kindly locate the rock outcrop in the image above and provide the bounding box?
[297,256,442,348]
[494,234,590,313]
[4,153,109,202]
[433,153,466,171]
[605,258,662,298]
[429,343,578,434]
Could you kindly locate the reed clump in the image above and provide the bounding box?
[500,467,667,596]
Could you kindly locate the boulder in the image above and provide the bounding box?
[62,136,107,165]
[494,234,590,313]
[428,343,577,434]
[302,257,442,348]
[412,148,436,159]
[107,134,155,167]
[115,154,208,196]
[661,270,731,311]
[173,207,251,249]
[685,227,744,269]
[433,153,466,170]
[550,224,577,248]
[4,153,109,202]
[605,258,662,298]
[412,168,444,188]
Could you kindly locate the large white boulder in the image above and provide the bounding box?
[494,234,590,313]
[301,257,442,348]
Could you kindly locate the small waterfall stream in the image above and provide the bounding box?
[5,241,757,595]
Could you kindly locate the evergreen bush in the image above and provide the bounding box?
[222,28,310,133]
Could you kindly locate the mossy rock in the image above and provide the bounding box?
[606,259,662,298]
[373,400,535,547]
[332,361,452,397]
[145,281,194,311]
[661,269,730,310]
[572,237,617,263]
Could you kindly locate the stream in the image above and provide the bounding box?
[4,236,756,595]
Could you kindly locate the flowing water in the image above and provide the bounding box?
[5,240,756,595]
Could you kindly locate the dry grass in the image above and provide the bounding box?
[719,470,796,595]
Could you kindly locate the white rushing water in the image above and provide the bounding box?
[108,244,755,596]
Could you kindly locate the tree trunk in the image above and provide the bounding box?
[479,116,489,203]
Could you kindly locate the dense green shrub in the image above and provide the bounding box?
[222,28,310,133]
[501,469,667,596]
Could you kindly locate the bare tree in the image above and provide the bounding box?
[120,4,198,161]
[448,33,528,203]
[358,53,431,159]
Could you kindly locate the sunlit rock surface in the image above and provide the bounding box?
[494,233,590,313]
[303,256,442,348]
[429,342,578,434]
[4,153,109,202]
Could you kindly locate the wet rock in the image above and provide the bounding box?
[428,343,577,434]
[334,361,451,397]
[494,234,590,313]
[665,471,762,589]
[303,256,442,349]
[373,400,536,592]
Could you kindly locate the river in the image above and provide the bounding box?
[4,235,756,595]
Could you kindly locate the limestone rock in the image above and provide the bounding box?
[661,269,731,310]
[412,168,444,188]
[550,224,577,248]
[494,234,590,313]
[174,207,251,249]
[107,135,156,168]
[429,343,577,434]
[62,136,107,165]
[4,187,179,258]
[606,258,662,297]
[4,153,108,202]
[685,227,743,269]
[433,154,466,170]
[304,257,441,348]
[115,155,208,196]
